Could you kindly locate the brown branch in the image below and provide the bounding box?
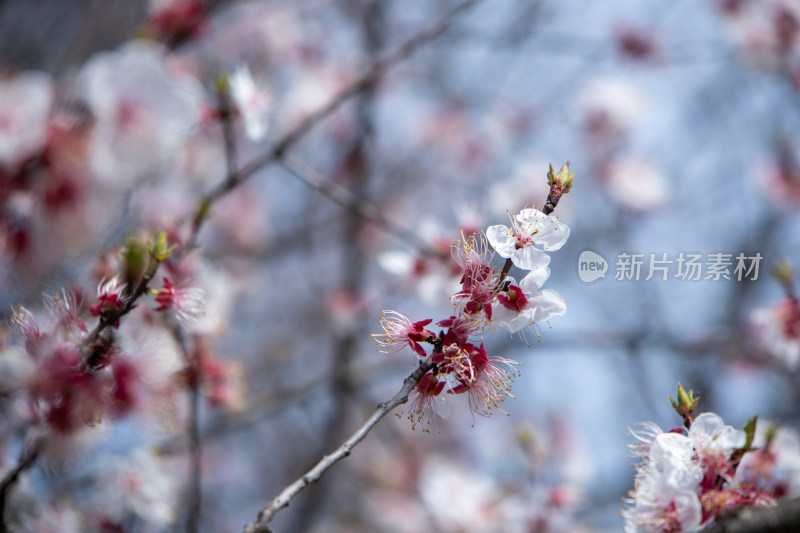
[185,0,482,247]
[170,329,203,533]
[0,442,40,533]
[79,258,161,357]
[185,371,202,533]
[704,497,800,533]
[242,360,434,533]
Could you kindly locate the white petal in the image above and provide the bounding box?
[519,267,550,292]
[689,412,725,440]
[651,432,694,469]
[535,219,570,251]
[377,251,413,275]
[512,247,550,271]
[529,289,566,322]
[674,490,703,530]
[485,224,515,258]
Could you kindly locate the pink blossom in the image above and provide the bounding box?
[405,372,447,432]
[434,341,519,418]
[751,296,800,369]
[43,288,87,336]
[87,276,127,328]
[147,0,206,46]
[10,305,41,344]
[578,77,646,147]
[490,270,566,337]
[153,277,206,329]
[372,311,436,357]
[601,157,671,212]
[451,232,498,320]
[29,345,109,433]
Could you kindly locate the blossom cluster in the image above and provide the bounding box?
[373,169,572,429]
[623,386,800,532]
[6,237,199,436]
[0,34,273,295]
[749,261,800,369]
[717,0,800,86]
[0,229,251,529]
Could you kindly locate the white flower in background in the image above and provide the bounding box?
[79,40,202,185]
[419,458,500,532]
[0,345,34,395]
[623,412,751,532]
[623,463,703,533]
[604,157,671,212]
[718,0,800,70]
[229,65,273,142]
[578,78,647,141]
[91,449,177,530]
[486,208,570,270]
[377,217,461,306]
[649,432,704,489]
[117,323,183,392]
[0,71,53,169]
[736,423,800,498]
[750,297,800,369]
[688,412,746,462]
[624,431,704,533]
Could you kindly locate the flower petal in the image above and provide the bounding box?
[529,289,566,322]
[512,247,551,271]
[535,219,570,251]
[485,224,515,258]
[519,267,551,292]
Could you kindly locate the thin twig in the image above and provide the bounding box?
[218,82,238,194]
[277,158,439,256]
[185,0,482,247]
[186,374,202,533]
[242,360,434,533]
[79,258,161,356]
[171,329,203,533]
[0,442,41,533]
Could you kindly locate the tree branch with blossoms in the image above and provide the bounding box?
[623,383,800,532]
[243,358,436,533]
[184,0,483,249]
[79,232,174,361]
[1,3,490,530]
[0,231,187,531]
[277,157,439,256]
[243,163,574,531]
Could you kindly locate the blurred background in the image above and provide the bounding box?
[1,0,799,531]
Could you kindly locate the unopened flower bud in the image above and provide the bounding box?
[120,235,150,293]
[669,382,700,425]
[547,161,576,194]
